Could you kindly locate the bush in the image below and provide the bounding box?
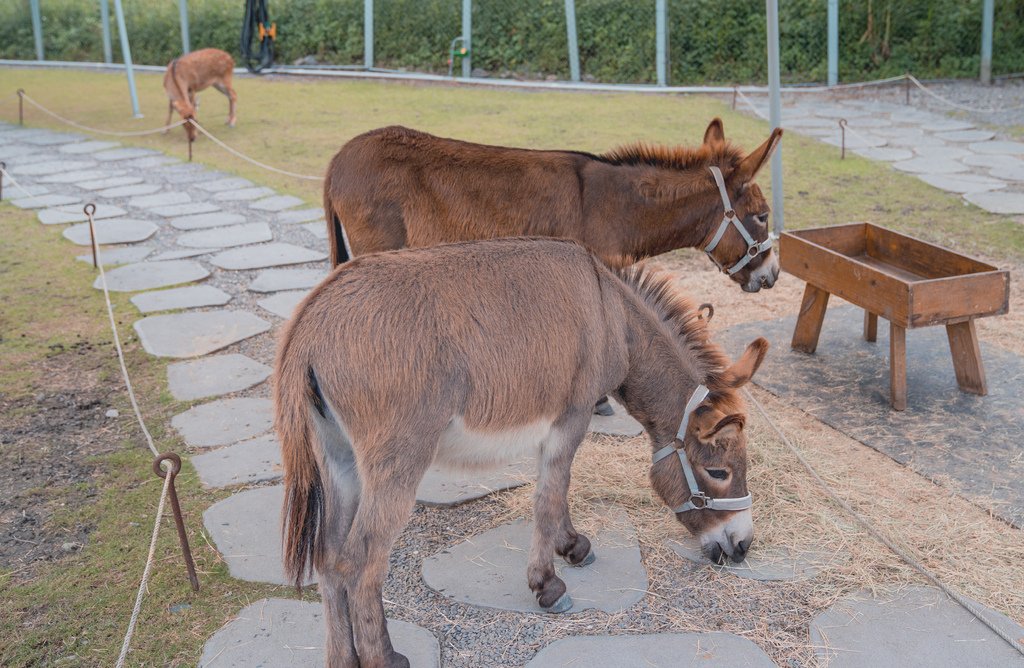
[1,0,1021,84]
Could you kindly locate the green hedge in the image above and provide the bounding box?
[2,0,1022,84]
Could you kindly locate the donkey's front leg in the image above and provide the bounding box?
[528,415,590,613]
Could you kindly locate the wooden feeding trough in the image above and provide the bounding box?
[780,223,1010,410]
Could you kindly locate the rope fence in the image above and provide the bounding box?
[19,90,186,137]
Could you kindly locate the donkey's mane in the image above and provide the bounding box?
[595,141,744,171]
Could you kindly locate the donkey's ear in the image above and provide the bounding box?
[694,410,745,445]
[721,337,769,388]
[732,128,783,184]
[703,118,726,145]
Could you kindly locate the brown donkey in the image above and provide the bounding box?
[277,237,768,668]
[324,120,782,293]
[163,48,238,142]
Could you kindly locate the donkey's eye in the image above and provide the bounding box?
[755,212,769,225]
[706,468,729,480]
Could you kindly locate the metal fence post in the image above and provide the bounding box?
[980,0,994,85]
[111,0,143,118]
[30,0,45,61]
[565,0,580,82]
[178,0,191,54]
[99,0,113,63]
[827,0,838,86]
[765,0,784,235]
[364,0,374,69]
[462,0,472,78]
[656,0,667,86]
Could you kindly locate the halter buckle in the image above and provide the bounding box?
[688,492,711,509]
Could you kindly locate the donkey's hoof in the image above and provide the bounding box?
[542,592,574,614]
[575,549,597,567]
[593,399,615,416]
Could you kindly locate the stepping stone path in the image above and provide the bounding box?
[191,434,283,488]
[526,633,776,668]
[76,246,152,266]
[251,194,304,211]
[810,586,1024,667]
[278,207,324,224]
[211,242,326,270]
[10,193,81,209]
[169,211,246,230]
[176,222,272,248]
[666,535,832,581]
[422,509,647,614]
[416,460,534,506]
[199,599,440,668]
[38,203,125,225]
[166,353,271,401]
[134,310,270,357]
[130,284,231,313]
[257,289,307,318]
[63,218,158,246]
[95,259,209,292]
[171,397,273,448]
[737,95,1024,215]
[248,267,327,292]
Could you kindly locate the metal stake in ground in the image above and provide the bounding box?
[84,203,99,268]
[0,162,5,201]
[18,89,25,125]
[153,453,200,592]
[838,118,847,159]
[904,72,910,105]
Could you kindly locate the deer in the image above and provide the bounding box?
[163,48,238,142]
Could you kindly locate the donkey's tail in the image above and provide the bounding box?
[324,184,351,267]
[275,323,325,591]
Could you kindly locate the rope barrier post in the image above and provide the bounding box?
[153,453,200,592]
[85,203,99,268]
[839,118,847,159]
[904,72,910,105]
[0,162,5,201]
[18,89,24,126]
[732,86,737,110]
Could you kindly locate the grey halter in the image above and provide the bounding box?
[703,166,774,276]
[651,383,753,513]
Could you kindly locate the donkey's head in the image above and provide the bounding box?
[649,336,768,564]
[700,119,782,293]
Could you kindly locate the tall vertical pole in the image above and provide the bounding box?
[565,0,580,82]
[827,0,838,86]
[29,0,45,61]
[766,0,784,234]
[980,0,994,85]
[99,0,113,64]
[655,0,667,86]
[461,0,472,78]
[178,0,190,54]
[111,0,142,118]
[364,0,374,69]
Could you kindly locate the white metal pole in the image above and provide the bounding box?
[30,0,45,61]
[364,0,374,69]
[99,0,113,64]
[565,0,580,82]
[766,0,784,234]
[656,0,667,86]
[111,0,142,118]
[980,0,994,85]
[462,0,472,78]
[827,0,838,86]
[178,0,190,54]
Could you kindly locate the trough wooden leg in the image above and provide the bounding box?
[946,319,987,396]
[791,284,831,354]
[890,322,907,411]
[864,311,878,343]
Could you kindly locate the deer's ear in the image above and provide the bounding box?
[732,128,783,184]
[703,117,726,145]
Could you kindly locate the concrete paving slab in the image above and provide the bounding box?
[75,175,143,191]
[813,107,869,119]
[277,207,324,224]
[589,398,643,437]
[416,460,533,506]
[195,177,254,192]
[167,353,271,401]
[2,184,49,198]
[884,133,947,148]
[921,119,975,132]
[820,133,887,149]
[59,140,121,154]
[935,129,996,143]
[850,147,914,162]
[198,598,440,668]
[10,193,81,209]
[150,202,220,217]
[892,157,969,174]
[964,190,1024,215]
[38,204,126,225]
[203,486,315,585]
[169,211,247,230]
[122,155,179,169]
[93,147,160,161]
[526,632,776,668]
[784,117,838,129]
[257,290,307,318]
[963,154,1024,169]
[134,310,271,358]
[96,183,162,198]
[968,140,1024,155]
[912,144,972,160]
[130,285,231,313]
[666,535,830,581]
[177,222,272,248]
[10,159,96,176]
[149,248,216,261]
[191,434,282,488]
[422,509,647,614]
[990,165,1024,182]
[917,173,1008,194]
[63,218,158,246]
[301,222,328,240]
[39,169,124,184]
[128,191,190,209]
[250,194,304,211]
[211,243,327,270]
[213,186,275,201]
[76,246,153,266]
[94,259,208,292]
[248,268,327,293]
[20,131,87,145]
[171,397,273,448]
[809,586,1024,668]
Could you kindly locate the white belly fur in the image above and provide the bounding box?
[434,417,553,469]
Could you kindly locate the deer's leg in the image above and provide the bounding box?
[528,412,589,613]
[164,100,174,132]
[214,75,237,126]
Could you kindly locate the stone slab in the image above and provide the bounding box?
[10,193,81,209]
[968,140,1024,155]
[76,246,153,266]
[10,159,96,176]
[40,169,125,184]
[198,599,440,668]
[130,285,231,313]
[63,218,158,246]
[59,140,121,154]
[167,353,270,401]
[150,202,220,217]
[95,260,208,292]
[917,173,1008,194]
[422,509,647,614]
[192,434,282,488]
[990,165,1024,182]
[912,145,972,160]
[171,397,273,448]
[169,211,247,230]
[250,195,304,212]
[885,133,947,148]
[93,147,160,161]
[196,177,254,192]
[278,207,324,224]
[149,249,215,261]
[416,460,533,506]
[810,586,1024,668]
[526,633,776,668]
[257,290,307,318]
[665,535,830,581]
[248,268,327,293]
[213,186,275,201]
[38,204,126,225]
[177,222,272,249]
[203,486,315,585]
[133,310,271,358]
[589,398,643,437]
[75,175,144,191]
[301,222,328,240]
[935,129,995,143]
[963,154,1024,169]
[850,147,914,162]
[921,119,975,132]
[891,157,969,174]
[820,133,887,149]
[128,191,190,209]
[211,243,327,270]
[122,155,179,169]
[21,131,87,146]
[964,190,1024,215]
[96,183,162,198]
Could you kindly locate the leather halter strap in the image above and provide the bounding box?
[651,383,753,513]
[703,166,774,276]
